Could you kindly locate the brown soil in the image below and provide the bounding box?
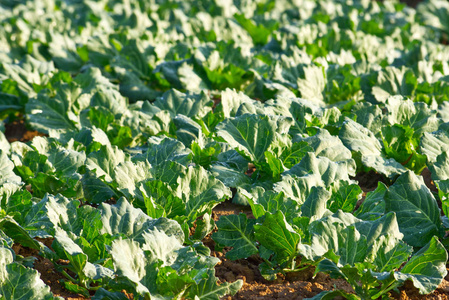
[4,118,46,143]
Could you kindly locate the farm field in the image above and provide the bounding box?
[2,0,449,299]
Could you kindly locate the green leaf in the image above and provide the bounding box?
[218,89,254,119]
[297,65,326,104]
[0,150,22,199]
[309,210,360,257]
[242,187,300,221]
[420,122,449,163]
[371,67,417,103]
[371,236,413,272]
[109,238,150,296]
[233,14,277,45]
[339,118,406,178]
[26,89,78,134]
[186,269,243,300]
[385,171,443,247]
[114,160,152,199]
[285,152,355,187]
[295,129,352,163]
[337,226,368,266]
[178,166,232,223]
[396,236,448,295]
[216,114,279,164]
[86,144,127,182]
[429,151,449,181]
[354,182,387,220]
[381,124,427,173]
[0,217,40,250]
[62,281,90,297]
[81,171,118,204]
[209,165,251,188]
[173,115,204,147]
[301,186,332,220]
[280,141,312,169]
[212,214,258,260]
[254,211,300,264]
[429,152,449,216]
[100,198,183,244]
[328,181,362,213]
[0,259,55,300]
[93,288,129,300]
[191,213,215,241]
[384,97,439,139]
[153,89,213,119]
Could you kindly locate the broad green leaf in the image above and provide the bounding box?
[339,118,406,178]
[152,160,187,187]
[286,153,355,186]
[191,212,215,241]
[385,171,443,247]
[93,288,129,300]
[384,97,439,139]
[328,181,362,213]
[337,226,368,267]
[274,173,322,204]
[173,115,204,147]
[216,114,278,164]
[254,211,300,264]
[114,160,152,199]
[355,212,403,248]
[421,123,449,163]
[26,90,78,133]
[212,214,258,260]
[47,143,86,179]
[371,236,412,272]
[339,118,382,156]
[209,165,251,188]
[371,67,417,103]
[353,102,383,134]
[86,144,127,182]
[429,152,449,181]
[297,65,326,104]
[429,152,449,216]
[0,260,56,300]
[141,180,184,219]
[0,150,22,198]
[2,190,33,224]
[234,13,276,45]
[186,269,243,300]
[420,129,449,162]
[153,89,213,119]
[177,166,232,223]
[81,171,118,204]
[100,198,183,244]
[219,89,254,119]
[309,210,360,257]
[381,124,427,173]
[301,186,332,220]
[353,182,387,220]
[294,129,352,162]
[0,217,40,250]
[279,141,312,169]
[241,187,300,221]
[110,238,150,296]
[53,228,106,282]
[396,236,448,294]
